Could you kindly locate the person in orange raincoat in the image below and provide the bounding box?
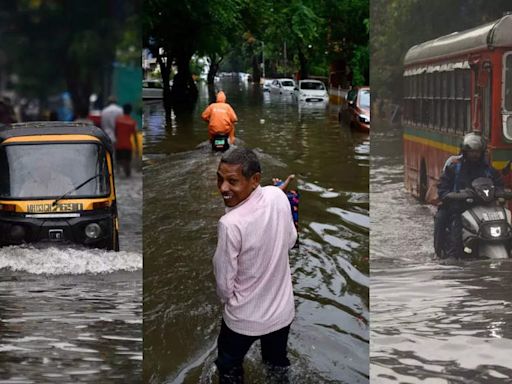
[201,91,237,144]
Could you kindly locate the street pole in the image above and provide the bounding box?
[284,41,287,77]
[262,41,265,80]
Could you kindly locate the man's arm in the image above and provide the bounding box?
[132,124,140,157]
[201,106,211,122]
[490,167,505,192]
[213,221,241,304]
[437,165,455,200]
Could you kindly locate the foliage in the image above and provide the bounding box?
[0,0,138,113]
[371,0,512,102]
[145,0,369,101]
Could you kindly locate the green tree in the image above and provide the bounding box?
[371,0,511,103]
[0,0,137,117]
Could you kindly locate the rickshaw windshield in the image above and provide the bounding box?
[0,142,110,199]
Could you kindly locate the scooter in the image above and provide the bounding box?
[211,134,230,152]
[441,177,512,259]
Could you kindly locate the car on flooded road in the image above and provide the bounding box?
[294,79,329,103]
[345,86,370,132]
[0,122,120,251]
[262,79,273,92]
[270,78,296,95]
[143,79,164,100]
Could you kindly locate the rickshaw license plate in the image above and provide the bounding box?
[215,139,226,145]
[49,229,64,241]
[483,211,505,221]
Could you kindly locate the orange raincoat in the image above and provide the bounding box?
[201,91,237,144]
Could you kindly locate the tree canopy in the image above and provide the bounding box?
[143,0,369,110]
[0,0,139,116]
[371,0,511,102]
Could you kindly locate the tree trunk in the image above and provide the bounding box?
[156,52,173,117]
[251,55,261,84]
[66,69,93,120]
[207,55,222,86]
[171,49,198,112]
[298,48,309,80]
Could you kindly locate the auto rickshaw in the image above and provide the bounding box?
[0,122,119,251]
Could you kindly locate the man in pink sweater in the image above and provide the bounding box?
[213,148,297,383]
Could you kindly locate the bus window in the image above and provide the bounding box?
[505,54,512,112]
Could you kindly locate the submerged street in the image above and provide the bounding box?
[370,121,512,383]
[143,79,369,383]
[0,171,142,383]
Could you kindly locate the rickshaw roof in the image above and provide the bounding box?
[0,122,113,153]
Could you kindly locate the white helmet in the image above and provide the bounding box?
[462,132,485,152]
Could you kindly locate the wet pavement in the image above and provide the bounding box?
[370,120,512,383]
[143,79,369,383]
[0,171,142,383]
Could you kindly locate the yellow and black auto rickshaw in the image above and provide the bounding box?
[0,122,119,251]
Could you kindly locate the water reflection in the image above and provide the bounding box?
[370,121,512,383]
[0,174,142,383]
[143,79,369,383]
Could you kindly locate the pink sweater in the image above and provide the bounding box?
[213,185,297,336]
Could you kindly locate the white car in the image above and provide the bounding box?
[294,80,329,103]
[142,79,164,100]
[262,79,273,92]
[270,78,296,95]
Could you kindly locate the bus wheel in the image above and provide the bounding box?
[419,159,428,202]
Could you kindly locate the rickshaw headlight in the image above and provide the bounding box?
[85,223,102,239]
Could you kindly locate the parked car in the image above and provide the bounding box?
[262,79,273,92]
[270,78,296,95]
[142,79,164,100]
[347,87,370,131]
[293,80,329,103]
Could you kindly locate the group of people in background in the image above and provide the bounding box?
[100,96,140,178]
[0,94,139,178]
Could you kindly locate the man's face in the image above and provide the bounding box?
[466,149,482,163]
[217,162,260,207]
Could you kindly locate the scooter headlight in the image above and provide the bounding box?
[482,222,508,240]
[85,223,102,239]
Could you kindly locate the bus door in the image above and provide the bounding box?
[503,52,512,142]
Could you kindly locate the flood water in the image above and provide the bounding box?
[143,79,369,383]
[0,172,143,383]
[370,120,512,383]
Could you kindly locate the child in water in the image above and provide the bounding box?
[273,174,299,231]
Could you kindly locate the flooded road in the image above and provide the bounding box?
[0,171,142,383]
[370,121,512,383]
[143,79,369,383]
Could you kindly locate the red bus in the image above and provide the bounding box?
[402,14,512,203]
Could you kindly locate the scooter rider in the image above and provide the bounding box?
[201,91,237,149]
[435,132,504,258]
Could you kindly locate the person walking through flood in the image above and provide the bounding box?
[201,91,237,146]
[213,148,297,383]
[100,95,123,146]
[114,103,139,178]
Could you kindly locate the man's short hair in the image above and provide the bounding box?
[123,103,132,115]
[220,148,261,178]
